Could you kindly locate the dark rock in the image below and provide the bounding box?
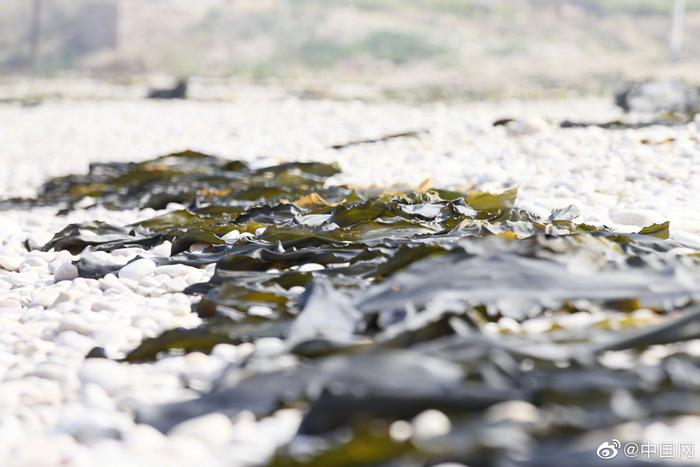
[85,346,108,359]
[147,79,188,99]
[615,80,700,114]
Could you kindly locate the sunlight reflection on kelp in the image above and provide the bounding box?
[7,150,700,466]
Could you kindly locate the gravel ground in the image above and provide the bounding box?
[1,88,700,466]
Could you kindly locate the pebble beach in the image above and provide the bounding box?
[1,87,700,466]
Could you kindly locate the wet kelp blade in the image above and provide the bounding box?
[19,150,345,210]
[137,349,475,432]
[7,151,700,466]
[355,236,700,319]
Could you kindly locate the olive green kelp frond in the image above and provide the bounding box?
[6,151,700,466]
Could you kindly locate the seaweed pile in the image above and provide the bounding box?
[10,150,700,466]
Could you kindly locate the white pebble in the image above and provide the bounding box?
[254,338,286,357]
[154,264,198,278]
[31,288,61,308]
[79,359,130,394]
[248,305,274,317]
[170,413,234,446]
[221,230,240,242]
[389,420,413,441]
[298,263,324,272]
[189,243,208,254]
[118,259,156,282]
[609,209,660,227]
[412,409,451,440]
[211,343,241,362]
[151,241,172,257]
[54,262,79,282]
[0,298,21,310]
[484,400,539,424]
[504,115,550,136]
[55,330,96,353]
[0,255,22,272]
[80,383,116,411]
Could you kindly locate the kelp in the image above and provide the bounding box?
[560,119,691,130]
[330,129,427,150]
[3,150,348,210]
[7,151,700,466]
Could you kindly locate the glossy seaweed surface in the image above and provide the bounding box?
[11,150,700,466]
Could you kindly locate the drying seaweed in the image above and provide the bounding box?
[4,150,348,210]
[560,116,691,130]
[8,151,700,466]
[330,129,427,149]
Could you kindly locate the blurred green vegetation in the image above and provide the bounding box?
[3,0,700,99]
[299,31,442,68]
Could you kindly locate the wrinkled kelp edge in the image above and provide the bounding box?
[4,150,700,466]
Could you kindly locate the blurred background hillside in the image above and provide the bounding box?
[1,0,700,100]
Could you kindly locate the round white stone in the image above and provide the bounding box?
[609,209,660,227]
[170,413,235,446]
[412,409,451,440]
[54,262,79,282]
[118,259,156,282]
[221,230,240,242]
[79,359,131,394]
[0,255,22,272]
[298,263,324,272]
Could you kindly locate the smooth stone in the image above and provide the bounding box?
[167,294,192,316]
[0,255,22,272]
[211,343,241,362]
[504,116,550,136]
[56,315,94,335]
[91,300,119,312]
[138,276,161,288]
[52,291,77,306]
[118,259,156,282]
[124,423,168,450]
[484,400,539,424]
[27,362,78,389]
[151,241,172,257]
[54,263,79,282]
[253,338,286,357]
[389,420,413,441]
[80,383,116,410]
[110,247,142,258]
[164,277,189,293]
[0,298,21,310]
[167,434,219,466]
[248,305,274,318]
[85,347,109,359]
[412,409,451,441]
[170,413,235,446]
[99,274,132,293]
[54,250,74,262]
[298,263,324,272]
[54,330,96,353]
[221,230,240,242]
[609,209,660,227]
[7,434,81,466]
[22,256,47,268]
[154,264,197,278]
[56,404,132,444]
[31,289,61,308]
[188,243,209,254]
[79,359,130,394]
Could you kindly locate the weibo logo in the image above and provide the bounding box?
[596,439,621,460]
